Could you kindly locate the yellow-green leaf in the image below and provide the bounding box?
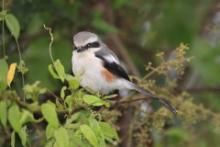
[65,95,74,108]
[54,60,66,82]
[89,118,106,146]
[41,102,59,128]
[46,124,55,139]
[99,122,119,140]
[54,127,70,147]
[0,101,7,127]
[5,14,20,39]
[7,63,17,87]
[20,109,37,125]
[80,124,98,147]
[83,94,109,107]
[18,127,27,146]
[8,104,22,132]
[60,86,67,99]
[0,58,8,91]
[48,64,59,79]
[11,131,16,147]
[65,74,80,90]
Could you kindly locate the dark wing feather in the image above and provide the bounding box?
[95,50,130,81]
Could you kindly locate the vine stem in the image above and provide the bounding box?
[15,39,25,101]
[15,39,22,62]
[43,24,55,64]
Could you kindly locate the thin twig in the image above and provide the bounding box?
[143,66,160,79]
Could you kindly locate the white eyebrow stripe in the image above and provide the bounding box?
[85,37,98,45]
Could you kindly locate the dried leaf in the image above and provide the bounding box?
[7,63,17,87]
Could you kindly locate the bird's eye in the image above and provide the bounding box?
[74,46,78,50]
[85,42,100,49]
[87,43,91,48]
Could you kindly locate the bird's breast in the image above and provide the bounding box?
[72,51,101,75]
[71,50,119,94]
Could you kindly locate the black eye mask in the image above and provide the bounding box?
[76,41,100,52]
[87,41,100,48]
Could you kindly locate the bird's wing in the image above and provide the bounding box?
[95,47,130,81]
[95,44,120,63]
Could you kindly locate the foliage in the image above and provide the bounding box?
[1,0,220,147]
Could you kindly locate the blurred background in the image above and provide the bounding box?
[1,0,220,146]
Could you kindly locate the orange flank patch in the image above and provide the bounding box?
[101,68,115,82]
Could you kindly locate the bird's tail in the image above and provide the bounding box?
[129,83,177,115]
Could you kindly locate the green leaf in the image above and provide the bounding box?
[41,102,59,128]
[54,127,70,147]
[65,95,74,108]
[54,59,66,82]
[80,124,99,147]
[45,139,56,147]
[18,127,27,146]
[20,109,36,125]
[89,118,106,147]
[48,64,59,79]
[70,130,92,147]
[5,13,20,39]
[60,86,67,99]
[65,112,80,126]
[0,101,7,127]
[8,104,22,132]
[83,94,109,107]
[99,122,119,140]
[11,131,16,147]
[66,74,80,90]
[0,58,8,91]
[46,124,55,139]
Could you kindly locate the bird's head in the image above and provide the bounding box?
[73,31,101,52]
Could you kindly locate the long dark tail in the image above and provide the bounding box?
[131,84,177,115]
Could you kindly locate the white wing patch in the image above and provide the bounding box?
[103,54,120,64]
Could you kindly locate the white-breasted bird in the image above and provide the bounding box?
[72,31,176,114]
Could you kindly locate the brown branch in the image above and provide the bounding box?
[92,1,140,147]
[184,86,220,93]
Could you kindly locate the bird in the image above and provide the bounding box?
[72,31,176,114]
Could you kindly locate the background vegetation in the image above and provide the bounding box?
[0,0,220,147]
